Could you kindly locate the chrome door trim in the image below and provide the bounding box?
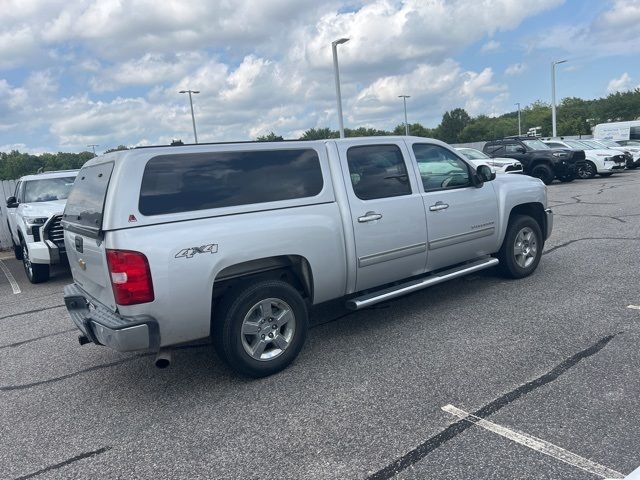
[358,242,427,268]
[428,226,495,250]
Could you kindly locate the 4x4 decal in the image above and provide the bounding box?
[175,244,218,259]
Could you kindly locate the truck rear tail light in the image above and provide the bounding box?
[106,249,154,305]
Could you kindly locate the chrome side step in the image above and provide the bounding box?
[346,257,499,310]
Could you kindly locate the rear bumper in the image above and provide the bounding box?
[64,283,160,352]
[544,208,554,240]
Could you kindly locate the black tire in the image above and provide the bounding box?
[530,163,555,185]
[20,240,49,283]
[11,230,23,260]
[559,173,575,183]
[577,162,597,179]
[497,215,543,279]
[599,172,613,177]
[213,279,308,378]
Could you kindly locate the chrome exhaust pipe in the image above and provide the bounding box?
[154,349,172,369]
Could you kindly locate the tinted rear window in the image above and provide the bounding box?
[139,149,324,216]
[63,163,114,232]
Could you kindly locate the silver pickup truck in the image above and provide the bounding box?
[62,136,552,377]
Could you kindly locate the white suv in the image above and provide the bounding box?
[6,170,78,283]
[542,139,625,179]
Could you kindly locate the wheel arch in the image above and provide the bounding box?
[211,254,315,304]
[504,203,548,244]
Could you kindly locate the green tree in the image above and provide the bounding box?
[438,108,471,143]
[104,145,130,154]
[299,128,338,140]
[255,132,284,142]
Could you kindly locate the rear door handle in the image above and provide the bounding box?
[429,202,449,212]
[358,211,383,223]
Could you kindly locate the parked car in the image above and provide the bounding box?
[455,147,523,174]
[6,170,78,283]
[542,138,625,178]
[589,139,640,169]
[62,137,553,377]
[482,136,586,185]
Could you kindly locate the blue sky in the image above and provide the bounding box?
[0,0,638,153]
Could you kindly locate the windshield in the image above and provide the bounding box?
[565,140,592,149]
[23,177,76,203]
[522,139,549,150]
[596,139,620,148]
[583,140,608,149]
[458,148,488,160]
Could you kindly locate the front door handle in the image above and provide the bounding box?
[358,211,383,223]
[429,201,449,212]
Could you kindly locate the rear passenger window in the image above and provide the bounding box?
[484,144,504,156]
[139,149,323,215]
[346,145,411,200]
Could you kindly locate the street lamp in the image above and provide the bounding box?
[399,95,410,136]
[179,89,200,143]
[515,103,521,136]
[332,37,349,138]
[551,59,567,137]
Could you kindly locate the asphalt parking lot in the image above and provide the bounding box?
[1,171,639,480]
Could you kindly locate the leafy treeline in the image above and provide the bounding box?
[3,90,639,179]
[0,151,95,180]
[260,89,640,144]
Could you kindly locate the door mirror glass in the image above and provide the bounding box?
[516,146,526,153]
[476,165,495,184]
[6,196,18,208]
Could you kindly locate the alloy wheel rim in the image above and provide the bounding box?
[513,227,538,269]
[241,298,296,361]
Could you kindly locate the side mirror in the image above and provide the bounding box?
[474,165,496,187]
[515,146,526,154]
[6,196,18,208]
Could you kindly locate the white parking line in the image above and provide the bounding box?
[442,404,625,479]
[0,259,21,294]
[627,305,640,310]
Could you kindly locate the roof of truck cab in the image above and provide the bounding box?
[19,170,79,181]
[81,136,444,167]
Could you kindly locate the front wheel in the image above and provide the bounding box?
[213,279,308,378]
[21,240,49,283]
[530,164,555,185]
[497,215,543,279]
[577,162,596,179]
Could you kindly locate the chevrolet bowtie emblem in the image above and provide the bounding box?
[78,259,87,270]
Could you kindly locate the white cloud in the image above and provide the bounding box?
[530,0,640,56]
[0,0,567,151]
[481,40,501,53]
[606,72,634,93]
[505,63,527,76]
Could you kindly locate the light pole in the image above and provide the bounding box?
[551,59,567,137]
[515,103,521,136]
[332,37,349,138]
[179,89,200,143]
[87,144,99,157]
[399,95,410,135]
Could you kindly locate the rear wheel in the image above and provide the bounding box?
[21,240,49,283]
[530,164,555,185]
[497,215,543,279]
[577,162,596,179]
[213,279,308,378]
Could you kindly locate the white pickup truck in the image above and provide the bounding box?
[62,137,552,377]
[6,170,78,283]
